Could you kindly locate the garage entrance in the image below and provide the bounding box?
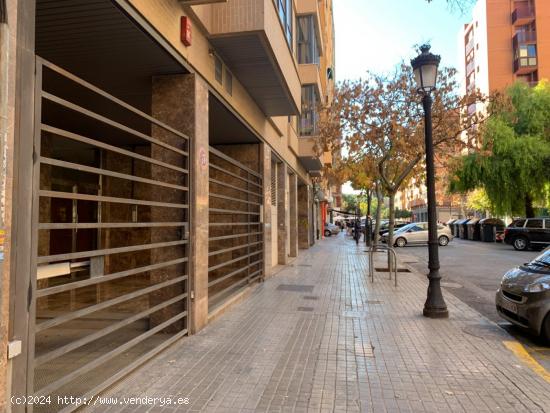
[208,147,263,312]
[29,57,190,411]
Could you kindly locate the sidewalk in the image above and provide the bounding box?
[87,236,550,413]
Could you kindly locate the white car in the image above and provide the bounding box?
[324,223,341,237]
[381,222,454,247]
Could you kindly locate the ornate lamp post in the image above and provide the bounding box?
[411,45,449,318]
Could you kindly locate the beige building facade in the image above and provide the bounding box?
[0,0,338,410]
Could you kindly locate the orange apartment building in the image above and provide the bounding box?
[461,0,550,97]
[400,0,550,223]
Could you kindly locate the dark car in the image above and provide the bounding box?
[504,217,550,251]
[377,221,409,236]
[496,248,550,342]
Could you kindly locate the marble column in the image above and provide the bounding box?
[298,183,311,249]
[152,73,209,334]
[261,144,272,277]
[288,173,298,258]
[277,162,288,265]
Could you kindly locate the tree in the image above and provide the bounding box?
[317,58,485,248]
[466,188,493,215]
[450,81,550,217]
[426,0,475,13]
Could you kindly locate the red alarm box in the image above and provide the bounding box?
[181,16,192,47]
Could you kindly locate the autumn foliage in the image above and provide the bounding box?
[316,61,486,245]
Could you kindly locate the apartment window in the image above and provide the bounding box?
[214,55,223,84]
[299,85,319,136]
[277,0,293,46]
[224,68,233,95]
[516,44,537,67]
[297,15,320,64]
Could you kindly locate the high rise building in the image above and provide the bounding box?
[460,0,550,97]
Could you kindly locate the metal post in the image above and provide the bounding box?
[353,207,361,245]
[422,94,448,318]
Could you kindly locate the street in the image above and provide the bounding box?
[394,238,550,371]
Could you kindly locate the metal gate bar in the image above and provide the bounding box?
[208,146,263,312]
[30,57,190,410]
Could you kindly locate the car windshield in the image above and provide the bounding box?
[531,250,550,267]
[396,224,414,233]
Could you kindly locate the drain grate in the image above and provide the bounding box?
[374,267,411,272]
[277,284,315,293]
[297,307,314,312]
[303,295,319,300]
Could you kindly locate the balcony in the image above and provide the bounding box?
[298,137,323,174]
[513,31,537,46]
[190,0,300,116]
[296,0,324,55]
[514,56,538,74]
[298,64,323,98]
[512,7,535,26]
[465,39,474,56]
[466,59,475,75]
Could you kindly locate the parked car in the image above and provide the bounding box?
[504,217,550,251]
[324,223,341,237]
[377,221,410,236]
[380,222,453,247]
[496,247,550,342]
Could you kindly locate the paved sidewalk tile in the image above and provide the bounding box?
[85,237,550,413]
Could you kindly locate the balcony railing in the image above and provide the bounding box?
[465,39,474,56]
[466,59,475,75]
[299,111,319,136]
[512,7,535,25]
[513,31,537,47]
[514,56,537,73]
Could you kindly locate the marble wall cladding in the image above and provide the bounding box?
[288,173,298,258]
[298,184,311,249]
[277,162,288,265]
[151,74,209,333]
[150,74,197,333]
[261,144,272,277]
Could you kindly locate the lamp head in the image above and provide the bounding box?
[411,44,441,94]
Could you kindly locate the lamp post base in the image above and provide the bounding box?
[423,277,449,318]
[423,306,449,318]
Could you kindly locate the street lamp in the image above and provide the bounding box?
[411,45,449,318]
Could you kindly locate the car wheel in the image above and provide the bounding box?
[395,237,407,248]
[324,230,332,237]
[438,235,449,246]
[512,236,529,251]
[541,313,550,345]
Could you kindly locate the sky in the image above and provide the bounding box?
[333,0,474,194]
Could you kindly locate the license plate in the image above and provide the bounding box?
[500,297,518,314]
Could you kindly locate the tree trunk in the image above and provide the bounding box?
[373,183,383,248]
[366,189,372,246]
[387,191,396,248]
[387,191,396,272]
[525,194,535,218]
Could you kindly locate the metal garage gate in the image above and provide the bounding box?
[208,147,263,312]
[31,58,189,411]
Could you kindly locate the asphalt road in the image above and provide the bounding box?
[394,238,550,371]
